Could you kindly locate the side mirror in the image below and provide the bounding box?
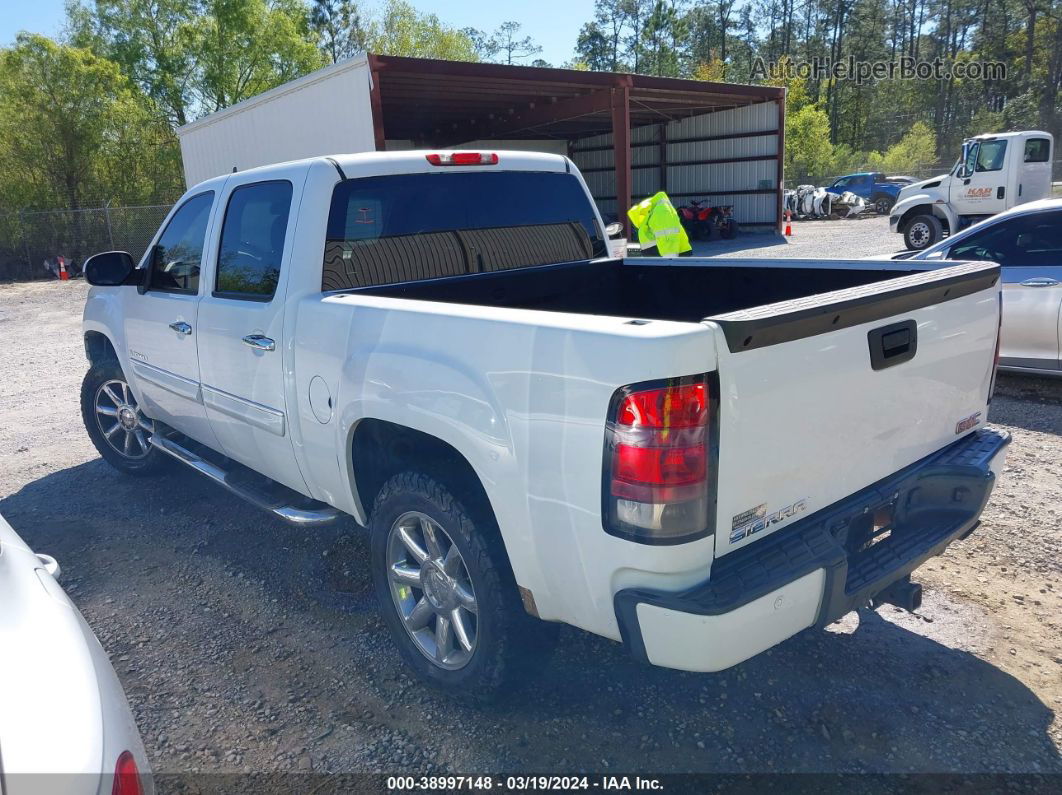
[604,222,624,238]
[84,251,138,286]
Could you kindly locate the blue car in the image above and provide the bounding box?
[828,172,906,214]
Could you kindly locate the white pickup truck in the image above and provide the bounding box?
[81,150,1009,696]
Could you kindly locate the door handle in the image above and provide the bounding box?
[242,334,276,351]
[1019,278,1059,287]
[169,321,192,335]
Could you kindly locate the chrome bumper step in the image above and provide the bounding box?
[149,433,340,527]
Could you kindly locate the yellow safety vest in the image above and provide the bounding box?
[627,191,692,256]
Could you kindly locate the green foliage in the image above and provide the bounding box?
[364,0,477,61]
[67,0,202,127]
[571,0,1060,169]
[464,21,544,65]
[0,33,181,210]
[71,0,327,120]
[195,0,326,112]
[880,121,938,174]
[309,0,366,63]
[786,104,834,183]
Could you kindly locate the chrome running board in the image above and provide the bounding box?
[149,434,341,527]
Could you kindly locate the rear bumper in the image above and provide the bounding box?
[614,427,1010,672]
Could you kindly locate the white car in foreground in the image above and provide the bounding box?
[0,514,152,795]
[887,198,1062,375]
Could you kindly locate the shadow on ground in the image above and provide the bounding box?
[688,233,787,257]
[2,458,1059,774]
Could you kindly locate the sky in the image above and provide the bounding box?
[0,0,595,67]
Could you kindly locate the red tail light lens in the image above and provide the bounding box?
[603,376,714,544]
[616,382,706,428]
[112,751,143,795]
[425,152,499,166]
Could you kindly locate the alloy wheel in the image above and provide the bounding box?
[386,511,478,670]
[94,379,153,459]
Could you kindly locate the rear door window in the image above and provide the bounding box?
[322,171,606,290]
[1024,138,1050,163]
[215,181,292,300]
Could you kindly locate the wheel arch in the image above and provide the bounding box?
[348,417,520,589]
[84,330,118,366]
[349,418,496,532]
[897,202,953,235]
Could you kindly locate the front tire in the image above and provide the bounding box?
[904,214,942,250]
[369,471,544,699]
[81,360,167,476]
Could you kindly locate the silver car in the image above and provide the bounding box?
[0,513,152,795]
[896,198,1062,375]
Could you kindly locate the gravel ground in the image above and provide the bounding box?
[1,251,1060,785]
[689,213,901,259]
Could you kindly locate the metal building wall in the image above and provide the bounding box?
[571,102,781,229]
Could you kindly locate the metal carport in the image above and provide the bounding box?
[366,55,786,235]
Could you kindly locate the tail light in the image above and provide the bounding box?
[425,152,499,166]
[112,751,143,795]
[602,374,714,544]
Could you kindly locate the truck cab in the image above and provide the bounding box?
[891,130,1054,250]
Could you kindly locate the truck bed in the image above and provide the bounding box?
[352,257,924,323]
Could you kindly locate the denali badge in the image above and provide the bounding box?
[955,411,982,434]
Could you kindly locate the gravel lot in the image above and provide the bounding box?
[1,230,1060,786]
[689,212,901,258]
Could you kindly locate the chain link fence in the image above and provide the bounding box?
[0,203,174,282]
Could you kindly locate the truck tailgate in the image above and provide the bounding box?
[706,261,1000,558]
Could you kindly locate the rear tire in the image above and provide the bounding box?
[904,214,942,250]
[719,219,737,239]
[369,471,552,700]
[81,360,167,476]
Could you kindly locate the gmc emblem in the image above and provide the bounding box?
[955,412,982,434]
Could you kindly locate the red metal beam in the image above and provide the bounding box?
[369,53,785,103]
[612,78,632,236]
[775,95,786,234]
[658,122,667,193]
[367,54,387,151]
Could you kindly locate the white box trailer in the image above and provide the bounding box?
[176,54,786,233]
[177,57,376,187]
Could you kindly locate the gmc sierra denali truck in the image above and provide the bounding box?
[81,150,1009,696]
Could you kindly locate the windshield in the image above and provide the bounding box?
[322,170,606,290]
